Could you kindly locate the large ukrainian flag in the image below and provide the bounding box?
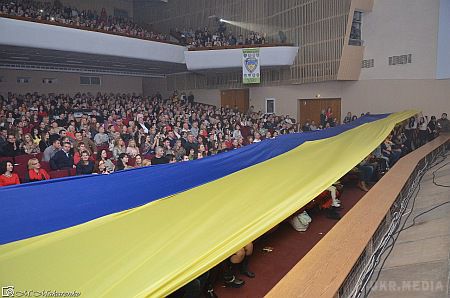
[0,111,416,297]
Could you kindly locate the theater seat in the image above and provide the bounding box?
[143,154,154,160]
[0,156,13,163]
[96,145,109,151]
[14,164,29,182]
[49,170,69,179]
[40,161,51,172]
[14,154,32,166]
[34,152,43,161]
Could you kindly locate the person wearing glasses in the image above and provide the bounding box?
[27,158,50,182]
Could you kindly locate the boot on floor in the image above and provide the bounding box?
[326,207,341,220]
[223,261,245,288]
[240,256,255,278]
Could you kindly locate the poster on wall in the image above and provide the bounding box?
[242,48,261,84]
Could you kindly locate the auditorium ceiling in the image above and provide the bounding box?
[0,45,187,77]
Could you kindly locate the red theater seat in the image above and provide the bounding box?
[14,165,28,182]
[143,154,154,160]
[39,161,51,172]
[14,154,33,166]
[49,170,69,179]
[0,156,13,163]
[96,145,109,151]
[34,152,43,161]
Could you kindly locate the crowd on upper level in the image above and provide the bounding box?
[176,24,268,48]
[0,0,169,41]
[0,0,286,49]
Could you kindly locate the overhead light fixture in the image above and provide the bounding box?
[39,9,43,13]
[10,56,30,60]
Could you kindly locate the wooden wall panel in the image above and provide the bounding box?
[138,0,352,90]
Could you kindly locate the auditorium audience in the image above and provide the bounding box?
[115,153,132,171]
[427,116,439,140]
[97,149,115,173]
[0,90,442,191]
[177,24,268,48]
[42,138,60,161]
[94,160,109,175]
[27,157,50,182]
[418,117,428,146]
[0,0,170,42]
[357,155,376,192]
[381,135,401,166]
[437,113,449,133]
[134,154,143,168]
[223,242,255,288]
[152,146,169,165]
[112,138,126,161]
[0,160,20,186]
[126,139,140,158]
[76,150,94,175]
[3,134,24,157]
[50,141,74,170]
[23,133,39,154]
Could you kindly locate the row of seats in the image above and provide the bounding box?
[1,150,155,182]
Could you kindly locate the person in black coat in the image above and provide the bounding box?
[1,135,24,157]
[76,151,94,175]
[50,142,74,170]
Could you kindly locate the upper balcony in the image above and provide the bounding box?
[0,16,187,77]
[0,16,299,77]
[185,44,299,71]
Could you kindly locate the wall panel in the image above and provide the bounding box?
[0,69,142,96]
[136,0,352,90]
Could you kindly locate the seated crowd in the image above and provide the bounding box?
[0,90,298,186]
[0,0,170,42]
[176,24,268,48]
[0,88,446,296]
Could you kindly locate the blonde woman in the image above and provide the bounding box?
[27,158,50,182]
[23,133,40,154]
[126,139,139,158]
[112,138,126,160]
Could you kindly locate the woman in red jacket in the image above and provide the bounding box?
[0,160,20,187]
[27,158,50,182]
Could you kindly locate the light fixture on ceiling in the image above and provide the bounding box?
[10,56,30,60]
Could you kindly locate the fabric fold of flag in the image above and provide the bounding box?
[1,113,388,244]
[0,110,416,297]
